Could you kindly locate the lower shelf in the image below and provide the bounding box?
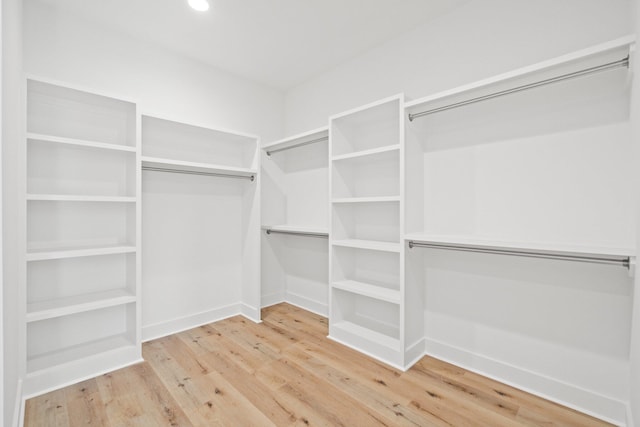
[329,320,402,368]
[27,290,137,322]
[27,334,136,374]
[332,280,400,304]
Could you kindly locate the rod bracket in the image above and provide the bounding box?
[628,256,636,278]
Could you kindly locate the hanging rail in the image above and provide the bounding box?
[265,229,328,238]
[407,240,631,269]
[142,166,255,181]
[266,136,328,156]
[408,56,630,121]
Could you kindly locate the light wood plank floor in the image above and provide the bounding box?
[25,303,613,426]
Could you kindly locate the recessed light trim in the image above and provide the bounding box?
[188,0,210,12]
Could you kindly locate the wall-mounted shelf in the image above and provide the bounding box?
[332,196,400,204]
[332,239,401,253]
[262,126,329,156]
[26,290,137,323]
[26,194,137,203]
[27,133,137,153]
[262,225,329,237]
[26,244,137,262]
[141,156,256,180]
[331,144,400,162]
[332,280,401,304]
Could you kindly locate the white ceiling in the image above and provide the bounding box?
[36,0,470,90]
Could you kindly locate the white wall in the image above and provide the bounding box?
[284,0,632,134]
[2,0,23,425]
[630,1,640,425]
[23,0,284,143]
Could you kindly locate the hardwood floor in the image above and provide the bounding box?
[25,303,613,426]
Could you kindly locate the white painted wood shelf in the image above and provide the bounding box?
[27,335,136,374]
[26,245,137,262]
[27,132,137,152]
[141,156,256,178]
[26,194,137,203]
[332,239,401,253]
[262,126,328,155]
[332,196,400,204]
[330,320,400,351]
[331,144,400,162]
[262,224,329,236]
[26,290,137,323]
[332,280,400,304]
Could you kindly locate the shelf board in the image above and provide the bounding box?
[141,156,256,178]
[27,132,136,153]
[332,144,400,162]
[27,290,136,323]
[331,320,400,350]
[262,224,329,236]
[27,334,136,374]
[332,239,401,253]
[26,194,136,203]
[26,245,137,261]
[332,280,400,304]
[332,196,400,204]
[405,36,635,115]
[404,233,635,259]
[262,126,329,154]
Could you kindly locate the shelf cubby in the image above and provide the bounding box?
[332,148,400,199]
[27,79,136,148]
[142,115,258,170]
[332,202,399,243]
[26,303,136,374]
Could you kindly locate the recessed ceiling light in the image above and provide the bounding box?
[188,0,209,12]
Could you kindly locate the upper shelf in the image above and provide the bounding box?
[141,156,257,180]
[27,133,137,153]
[405,36,635,120]
[263,126,329,156]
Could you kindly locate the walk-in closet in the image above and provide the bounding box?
[2,1,640,426]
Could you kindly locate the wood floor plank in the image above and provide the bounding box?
[24,303,615,427]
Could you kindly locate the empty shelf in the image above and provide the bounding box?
[27,133,137,152]
[141,156,256,179]
[332,239,401,253]
[332,280,400,304]
[332,144,400,162]
[26,194,136,203]
[27,290,137,323]
[331,320,400,350]
[27,335,136,374]
[332,196,400,204]
[27,245,137,261]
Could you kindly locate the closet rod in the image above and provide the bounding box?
[407,241,631,269]
[408,55,630,121]
[265,229,328,238]
[266,136,328,156]
[142,166,255,181]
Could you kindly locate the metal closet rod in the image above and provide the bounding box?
[142,166,255,181]
[407,241,631,269]
[408,55,630,121]
[266,136,329,156]
[265,229,328,238]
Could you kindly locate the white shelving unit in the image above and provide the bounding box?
[403,36,636,422]
[141,115,261,340]
[329,94,407,368]
[261,127,330,315]
[24,77,141,396]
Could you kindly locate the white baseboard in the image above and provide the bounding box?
[285,291,328,317]
[239,303,261,323]
[404,338,426,369]
[261,291,285,308]
[142,303,241,342]
[627,403,635,427]
[423,337,627,426]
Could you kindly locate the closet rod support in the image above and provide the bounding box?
[265,229,328,238]
[142,166,255,181]
[408,56,629,121]
[266,136,328,156]
[407,241,632,270]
